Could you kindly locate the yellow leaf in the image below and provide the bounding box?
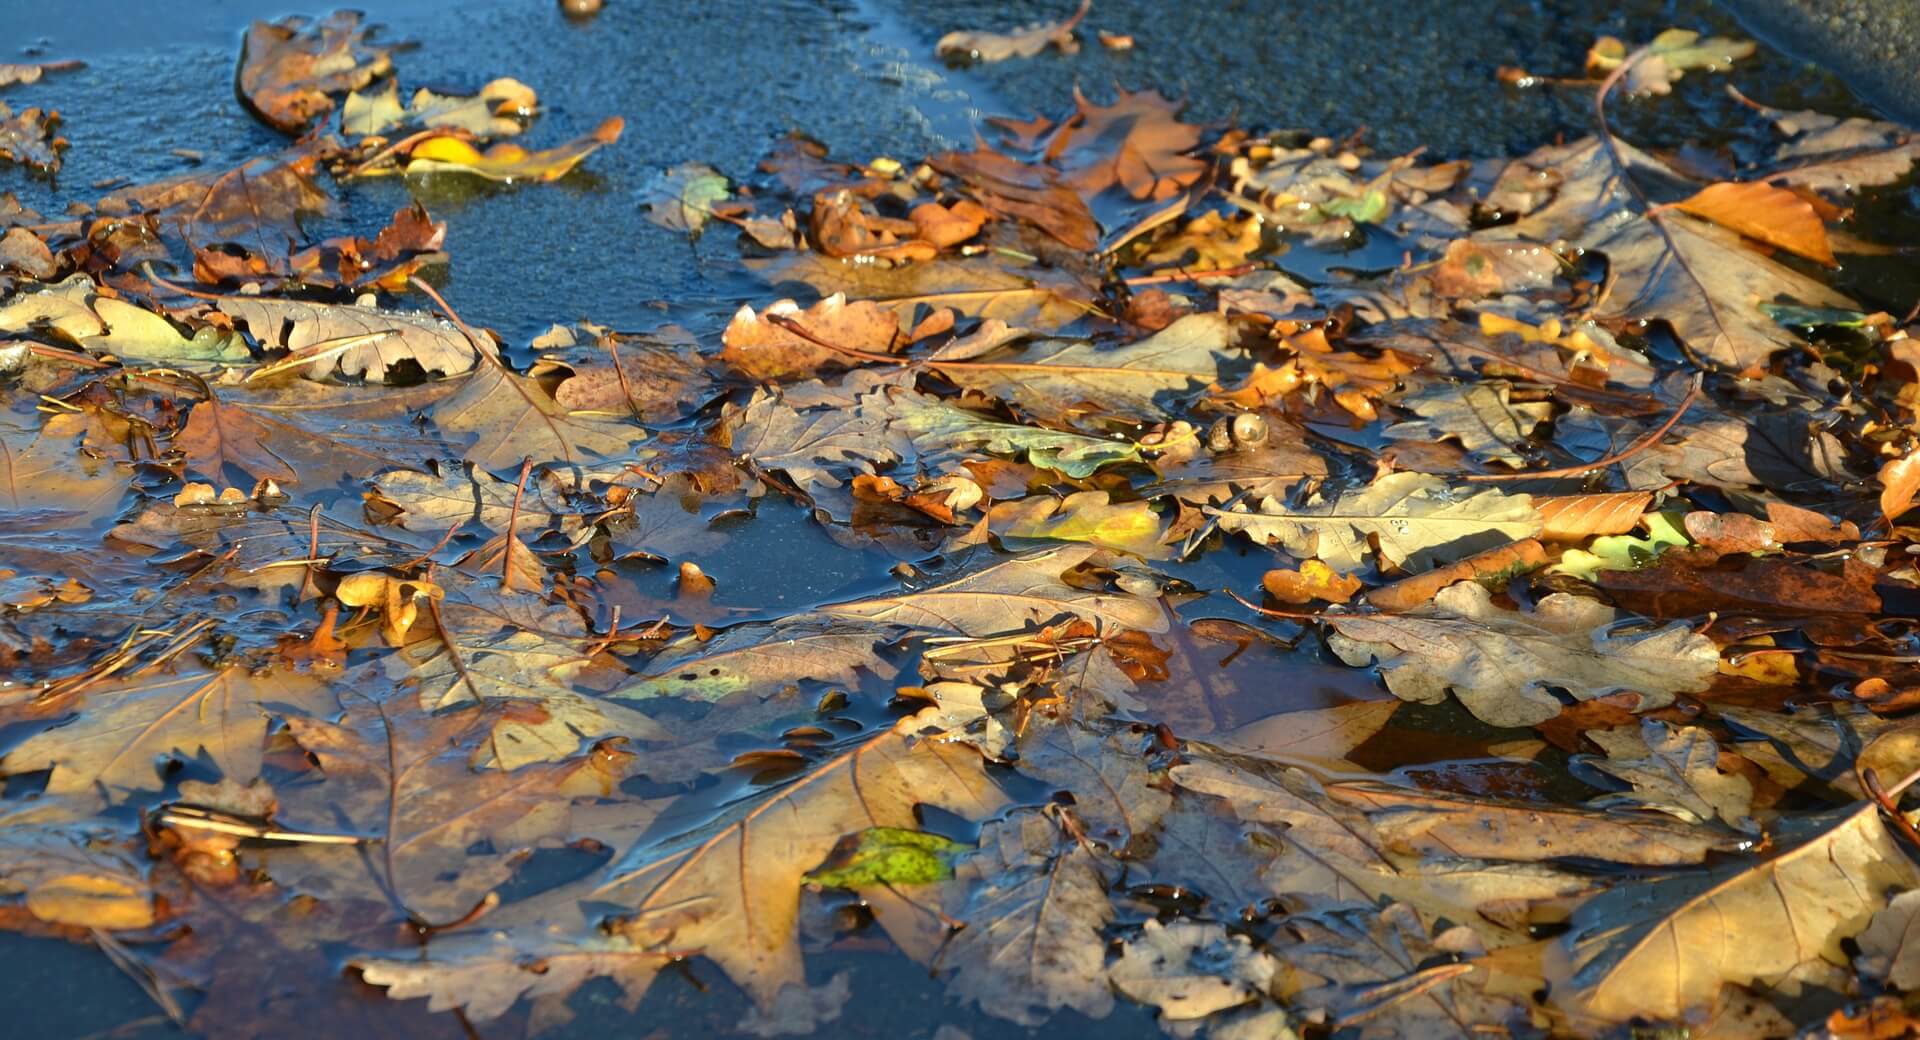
[27,873,154,930]
[403,116,623,182]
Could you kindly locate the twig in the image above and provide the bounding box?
[408,276,495,361]
[1462,374,1700,482]
[1224,587,1328,621]
[1590,49,1732,375]
[1863,768,1920,852]
[1123,262,1261,287]
[501,457,535,592]
[765,312,906,364]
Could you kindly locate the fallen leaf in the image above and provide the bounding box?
[1210,472,1541,573]
[935,0,1090,64]
[1677,180,1836,265]
[1327,582,1720,727]
[1111,919,1275,1020]
[237,12,392,134]
[1555,802,1919,1023]
[397,117,623,182]
[341,77,535,139]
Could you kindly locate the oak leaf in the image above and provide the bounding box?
[1327,582,1720,727]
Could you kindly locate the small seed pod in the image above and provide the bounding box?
[1229,412,1270,448]
[1206,413,1270,453]
[1206,417,1236,454]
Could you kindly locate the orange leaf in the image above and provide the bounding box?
[1262,560,1361,605]
[1880,452,1920,524]
[1533,491,1652,541]
[1675,181,1836,266]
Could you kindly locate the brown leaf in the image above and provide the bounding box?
[1880,451,1920,524]
[1676,180,1836,266]
[929,147,1099,251]
[1326,782,1746,865]
[1053,87,1208,202]
[0,102,66,173]
[1682,510,1779,554]
[1599,554,1881,618]
[720,293,901,381]
[598,723,1005,1008]
[237,12,392,134]
[1765,501,1858,544]
[1555,802,1919,1023]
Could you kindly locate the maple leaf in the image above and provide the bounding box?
[1327,582,1720,727]
[433,361,644,470]
[1506,136,1853,370]
[720,293,901,381]
[1054,87,1208,202]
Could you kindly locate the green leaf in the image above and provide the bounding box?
[639,162,731,237]
[1551,510,1689,580]
[805,827,970,888]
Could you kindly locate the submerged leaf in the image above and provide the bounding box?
[1327,582,1720,727]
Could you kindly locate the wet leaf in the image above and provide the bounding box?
[936,0,1089,64]
[596,723,1005,1009]
[1210,473,1541,573]
[1677,180,1836,266]
[1578,721,1758,832]
[1328,582,1720,727]
[1384,381,1552,467]
[217,295,493,381]
[939,813,1115,1025]
[341,77,535,139]
[397,117,623,182]
[1111,919,1275,1020]
[1555,802,1920,1023]
[638,162,730,237]
[238,12,392,134]
[938,312,1233,422]
[804,826,969,888]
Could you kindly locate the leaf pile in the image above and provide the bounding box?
[10,17,1920,1040]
